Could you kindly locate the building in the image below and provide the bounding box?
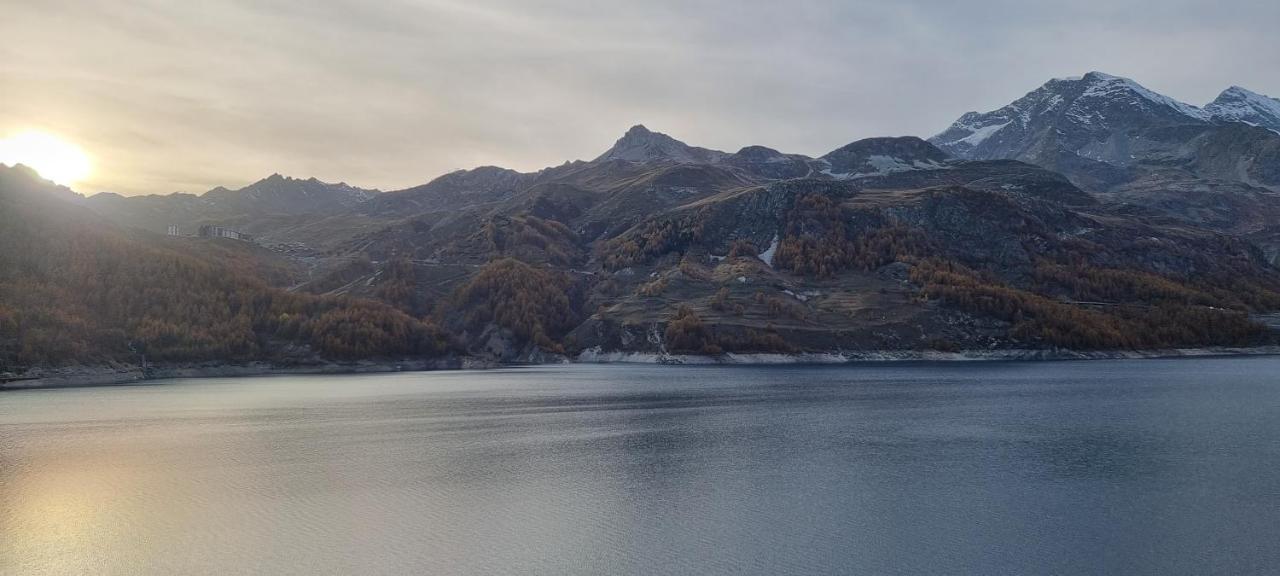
[198,224,254,242]
[167,224,181,236]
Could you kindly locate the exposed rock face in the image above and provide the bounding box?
[1100,174,1280,236]
[1180,123,1280,189]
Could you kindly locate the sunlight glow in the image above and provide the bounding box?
[0,131,93,187]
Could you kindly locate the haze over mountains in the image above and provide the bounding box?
[5,72,1280,374]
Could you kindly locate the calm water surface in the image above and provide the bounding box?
[3,358,1280,575]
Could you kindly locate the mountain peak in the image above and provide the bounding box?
[595,125,727,164]
[1073,72,1211,121]
[820,137,949,178]
[733,145,785,160]
[1206,85,1280,133]
[624,124,652,137]
[4,162,45,182]
[931,72,1211,160]
[196,173,378,213]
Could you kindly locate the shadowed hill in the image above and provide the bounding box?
[0,165,447,372]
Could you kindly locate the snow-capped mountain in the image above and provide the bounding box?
[931,72,1280,192]
[931,72,1211,163]
[1206,86,1280,134]
[595,124,728,164]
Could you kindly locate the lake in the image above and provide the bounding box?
[3,358,1279,575]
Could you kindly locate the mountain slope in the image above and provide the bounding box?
[0,165,446,373]
[579,173,1279,354]
[930,72,1280,191]
[359,166,533,216]
[819,137,950,178]
[21,112,1280,365]
[929,70,1280,256]
[251,123,1280,358]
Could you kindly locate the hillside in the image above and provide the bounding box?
[0,165,448,374]
[278,126,1280,360]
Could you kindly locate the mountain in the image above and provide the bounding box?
[85,174,380,240]
[0,164,447,374]
[931,72,1212,176]
[575,172,1278,355]
[595,124,729,164]
[8,116,1280,374]
[1206,86,1280,134]
[203,173,379,213]
[930,72,1280,261]
[930,72,1280,189]
[719,146,820,180]
[280,126,1280,360]
[359,166,532,216]
[932,72,1213,155]
[819,137,950,178]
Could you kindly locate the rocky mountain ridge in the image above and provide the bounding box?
[84,173,381,238]
[5,72,1280,370]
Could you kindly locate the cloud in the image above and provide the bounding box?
[2,0,1277,195]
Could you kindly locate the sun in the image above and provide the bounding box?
[0,131,93,187]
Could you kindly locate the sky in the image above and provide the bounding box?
[2,0,1278,196]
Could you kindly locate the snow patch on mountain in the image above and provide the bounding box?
[759,234,779,266]
[957,121,1010,147]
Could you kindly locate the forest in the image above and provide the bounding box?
[0,169,450,371]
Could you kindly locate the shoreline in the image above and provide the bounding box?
[576,346,1280,365]
[0,357,497,391]
[5,345,1280,390]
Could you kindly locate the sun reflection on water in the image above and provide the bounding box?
[1,451,144,574]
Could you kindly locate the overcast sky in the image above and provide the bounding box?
[3,0,1278,195]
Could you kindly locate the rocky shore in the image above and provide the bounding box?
[6,346,1280,390]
